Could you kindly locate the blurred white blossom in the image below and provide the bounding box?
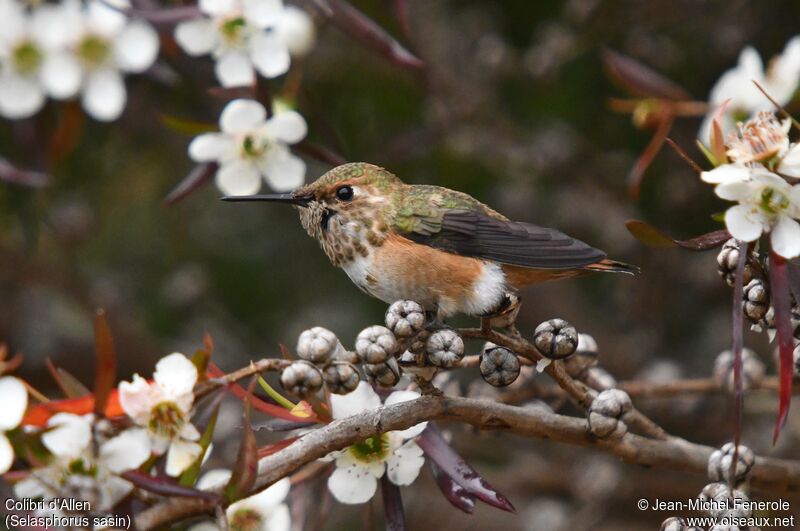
[0,376,27,473]
[0,0,159,121]
[324,382,426,504]
[118,352,202,476]
[14,413,150,511]
[175,0,312,87]
[699,37,800,143]
[189,98,307,195]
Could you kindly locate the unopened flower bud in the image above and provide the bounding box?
[364,358,401,387]
[322,361,360,395]
[385,300,426,338]
[280,360,323,398]
[717,239,756,287]
[563,333,599,377]
[480,343,520,387]
[588,389,631,439]
[700,482,749,518]
[297,326,342,365]
[534,318,578,359]
[425,329,464,368]
[712,349,764,391]
[708,442,755,484]
[742,278,769,323]
[355,325,398,364]
[660,517,687,531]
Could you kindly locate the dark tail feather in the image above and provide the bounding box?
[584,259,640,276]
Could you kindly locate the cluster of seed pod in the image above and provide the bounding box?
[280,327,360,398]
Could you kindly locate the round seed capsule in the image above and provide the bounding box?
[385,300,426,338]
[533,319,578,359]
[425,329,464,368]
[322,361,361,395]
[479,343,520,387]
[297,326,341,365]
[280,360,323,398]
[742,279,769,323]
[364,359,401,387]
[355,325,398,364]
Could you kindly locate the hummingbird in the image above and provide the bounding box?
[224,163,636,320]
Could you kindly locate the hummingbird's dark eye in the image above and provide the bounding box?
[336,185,354,201]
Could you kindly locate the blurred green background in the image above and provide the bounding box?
[2,1,800,529]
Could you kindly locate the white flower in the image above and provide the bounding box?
[56,0,159,121]
[175,0,297,87]
[0,376,27,473]
[189,98,307,195]
[14,413,150,511]
[0,0,82,118]
[714,170,800,258]
[274,6,315,58]
[192,471,291,531]
[118,352,203,476]
[324,382,426,505]
[699,37,800,142]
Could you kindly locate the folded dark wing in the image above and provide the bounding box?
[403,210,606,269]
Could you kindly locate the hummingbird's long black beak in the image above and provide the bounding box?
[221,193,311,207]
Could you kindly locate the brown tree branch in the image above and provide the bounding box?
[135,395,800,530]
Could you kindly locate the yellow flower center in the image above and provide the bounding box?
[148,401,186,439]
[77,34,111,69]
[12,39,42,75]
[241,134,270,159]
[349,433,391,463]
[229,508,263,531]
[220,16,247,45]
[759,186,790,215]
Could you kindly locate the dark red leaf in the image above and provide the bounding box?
[602,49,691,101]
[225,377,259,503]
[388,0,411,39]
[381,475,406,531]
[0,157,49,188]
[93,310,117,418]
[207,362,317,423]
[429,461,475,514]
[191,332,214,383]
[45,359,90,398]
[121,471,220,501]
[627,113,673,199]
[626,220,730,250]
[257,436,299,458]
[787,258,800,303]
[417,426,515,513]
[114,5,201,25]
[163,163,217,206]
[770,252,794,444]
[327,0,424,71]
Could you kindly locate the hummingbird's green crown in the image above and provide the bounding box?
[302,162,401,194]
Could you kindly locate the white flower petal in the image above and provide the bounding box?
[220,98,267,133]
[0,376,27,430]
[86,0,129,37]
[384,390,427,438]
[189,133,235,162]
[275,6,315,57]
[243,0,284,27]
[215,50,255,88]
[14,476,47,500]
[100,428,151,473]
[386,440,424,486]
[31,1,83,51]
[228,477,290,515]
[264,110,307,144]
[779,144,800,178]
[260,146,305,191]
[0,74,45,119]
[82,69,127,121]
[199,0,236,17]
[725,205,766,242]
[771,216,800,259]
[42,413,91,458]
[180,422,201,441]
[119,374,153,424]
[0,434,14,474]
[154,352,198,401]
[249,31,290,79]
[327,462,379,504]
[751,170,791,190]
[330,381,381,419]
[103,475,136,510]
[790,184,800,208]
[263,503,291,531]
[175,19,218,56]
[701,164,751,184]
[187,523,220,531]
[196,468,232,491]
[114,21,160,73]
[715,180,756,202]
[0,0,27,47]
[767,36,800,105]
[40,53,82,99]
[166,439,202,476]
[216,159,262,196]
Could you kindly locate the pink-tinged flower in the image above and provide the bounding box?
[119,352,202,476]
[324,382,426,504]
[0,376,27,473]
[188,98,307,195]
[14,413,150,511]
